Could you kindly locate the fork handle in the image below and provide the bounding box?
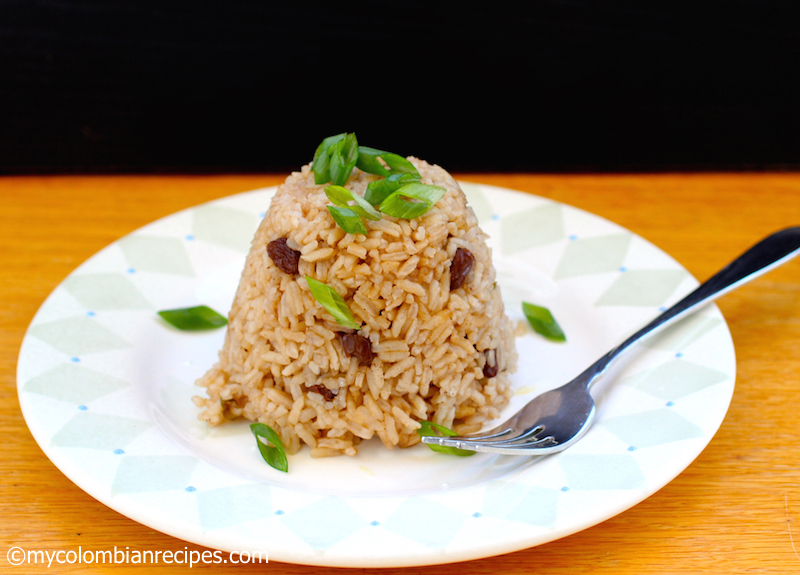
[585,226,800,386]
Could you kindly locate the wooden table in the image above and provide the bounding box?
[2,173,800,574]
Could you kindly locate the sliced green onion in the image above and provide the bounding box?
[416,421,476,456]
[357,146,420,178]
[312,133,346,185]
[327,205,367,235]
[324,185,382,221]
[157,305,228,331]
[355,146,390,176]
[312,135,444,218]
[522,302,566,342]
[305,276,361,329]
[380,153,419,176]
[329,133,359,186]
[250,423,288,472]
[379,183,446,220]
[364,173,419,206]
[349,192,382,221]
[323,184,353,206]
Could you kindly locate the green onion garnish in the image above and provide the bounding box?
[324,184,381,235]
[325,185,382,221]
[324,184,357,208]
[379,183,447,220]
[311,133,345,185]
[250,423,288,472]
[364,172,419,206]
[327,205,367,235]
[305,276,361,329]
[417,421,476,456]
[312,135,420,187]
[312,133,358,186]
[329,133,359,186]
[157,305,228,331]
[522,302,566,342]
[356,146,420,178]
[311,134,446,229]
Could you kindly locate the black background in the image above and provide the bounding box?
[3,0,800,174]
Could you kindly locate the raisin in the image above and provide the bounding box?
[483,349,499,378]
[450,247,475,290]
[340,332,374,366]
[307,384,338,401]
[267,237,301,275]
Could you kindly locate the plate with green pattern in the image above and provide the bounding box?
[17,183,735,567]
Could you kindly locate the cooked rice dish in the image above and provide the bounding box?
[193,155,517,457]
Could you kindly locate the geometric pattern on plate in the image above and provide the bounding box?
[500,202,565,255]
[63,273,153,310]
[191,205,258,253]
[380,496,468,549]
[28,316,132,355]
[619,359,730,400]
[643,314,723,351]
[558,453,648,490]
[111,455,199,495]
[595,269,687,307]
[480,482,560,527]
[279,496,369,551]
[119,235,196,277]
[23,363,129,403]
[50,412,152,450]
[555,233,632,279]
[196,484,273,531]
[601,408,705,449]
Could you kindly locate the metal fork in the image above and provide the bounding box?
[421,226,800,455]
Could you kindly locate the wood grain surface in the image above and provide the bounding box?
[2,173,799,574]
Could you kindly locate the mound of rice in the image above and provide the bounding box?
[193,157,517,457]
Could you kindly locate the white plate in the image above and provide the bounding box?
[17,183,735,567]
